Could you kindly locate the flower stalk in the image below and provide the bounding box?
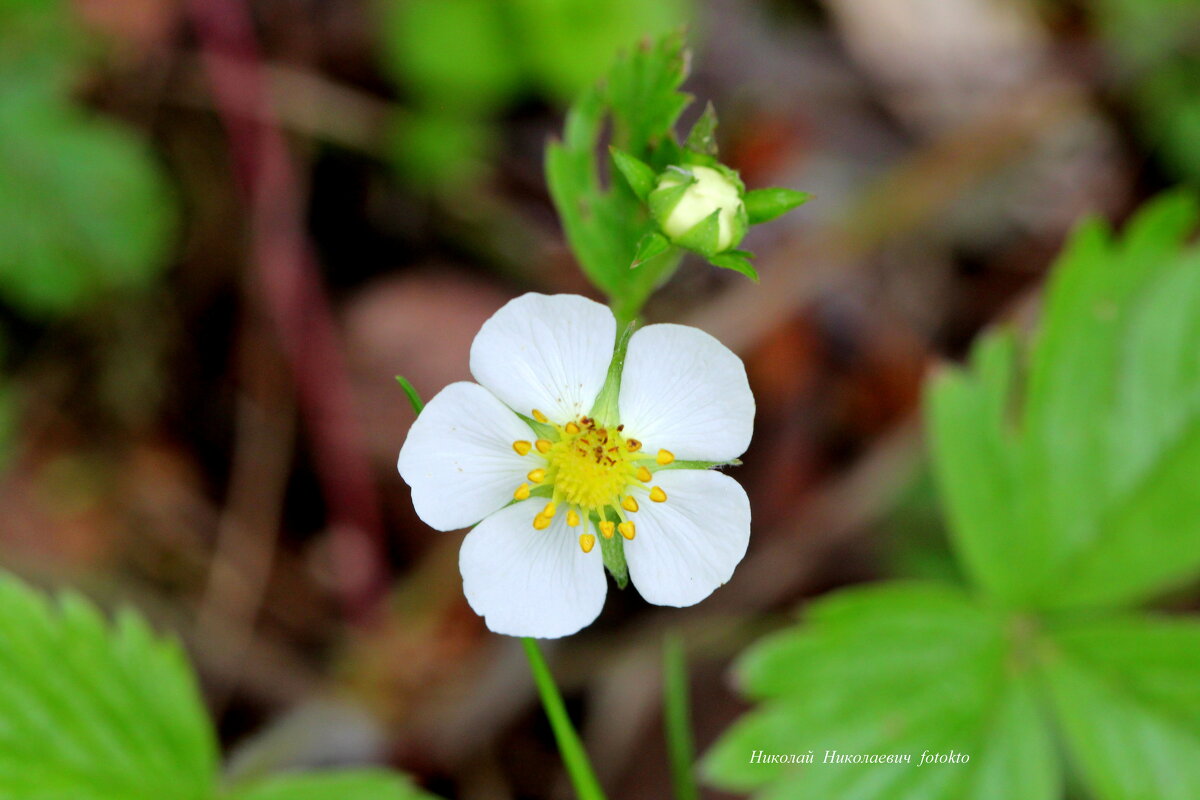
[522,638,607,800]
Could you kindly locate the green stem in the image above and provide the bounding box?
[663,631,700,800]
[522,638,607,800]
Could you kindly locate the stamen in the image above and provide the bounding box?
[649,486,667,503]
[599,521,615,539]
[542,501,557,518]
[656,449,675,465]
[621,496,639,513]
[567,509,580,527]
[532,409,549,423]
[626,438,642,452]
[528,468,547,483]
[579,533,596,553]
[514,483,531,501]
[536,439,552,454]
[618,521,636,540]
[636,466,652,483]
[512,440,532,456]
[533,514,552,531]
[565,421,580,434]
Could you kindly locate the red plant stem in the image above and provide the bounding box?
[185,0,386,623]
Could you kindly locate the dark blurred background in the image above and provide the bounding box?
[1,0,1195,797]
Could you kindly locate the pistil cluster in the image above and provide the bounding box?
[510,410,674,553]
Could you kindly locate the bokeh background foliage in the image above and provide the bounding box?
[1,0,1200,798]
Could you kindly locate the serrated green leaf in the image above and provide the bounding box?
[229,769,441,800]
[703,582,1059,800]
[609,147,657,201]
[0,87,175,317]
[927,192,1200,609]
[745,187,811,225]
[1043,617,1200,800]
[683,101,718,156]
[545,34,689,317]
[0,572,217,799]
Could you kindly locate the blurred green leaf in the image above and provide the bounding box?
[0,86,175,316]
[927,192,1200,609]
[1088,0,1200,183]
[703,583,1060,799]
[378,0,522,115]
[1044,616,1200,800]
[0,0,84,87]
[509,0,691,103]
[229,769,441,800]
[0,572,217,799]
[387,109,495,189]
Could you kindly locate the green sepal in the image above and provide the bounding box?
[589,322,635,426]
[517,413,558,440]
[684,102,719,156]
[745,187,811,225]
[648,174,693,223]
[394,375,425,415]
[631,231,671,268]
[675,209,722,256]
[597,511,629,588]
[609,147,657,201]
[708,251,759,282]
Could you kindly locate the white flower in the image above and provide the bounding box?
[397,293,754,638]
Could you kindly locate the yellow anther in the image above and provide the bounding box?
[514,483,531,501]
[636,465,653,483]
[618,521,636,540]
[579,533,596,554]
[542,501,557,518]
[567,509,581,527]
[649,486,667,503]
[626,438,642,452]
[565,421,580,434]
[528,468,547,483]
[532,409,549,423]
[536,439,552,454]
[621,495,639,513]
[656,449,675,466]
[512,440,532,456]
[533,514,552,531]
[599,521,616,539]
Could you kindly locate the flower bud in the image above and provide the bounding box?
[649,165,748,255]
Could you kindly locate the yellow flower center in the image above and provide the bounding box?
[511,411,674,553]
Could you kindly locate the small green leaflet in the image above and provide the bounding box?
[545,33,689,319]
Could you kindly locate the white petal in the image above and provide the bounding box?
[623,469,750,607]
[397,382,536,531]
[618,323,754,462]
[470,293,616,424]
[460,501,607,638]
